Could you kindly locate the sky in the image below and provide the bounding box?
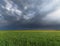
[0,0,60,29]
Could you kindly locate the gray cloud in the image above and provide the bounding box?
[0,0,60,29]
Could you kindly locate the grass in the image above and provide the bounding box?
[0,31,60,46]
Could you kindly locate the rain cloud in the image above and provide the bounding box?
[0,0,60,29]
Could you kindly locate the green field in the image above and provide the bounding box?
[0,31,60,46]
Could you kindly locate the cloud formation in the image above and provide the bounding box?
[42,8,60,25]
[0,0,60,29]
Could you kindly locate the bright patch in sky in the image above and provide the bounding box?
[42,8,60,25]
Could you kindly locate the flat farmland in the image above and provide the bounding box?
[0,30,60,46]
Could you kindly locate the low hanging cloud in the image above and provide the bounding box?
[0,0,60,29]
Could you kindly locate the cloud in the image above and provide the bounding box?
[0,0,60,29]
[0,14,9,27]
[42,8,60,25]
[4,0,22,16]
[38,0,60,25]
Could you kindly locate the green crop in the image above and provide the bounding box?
[0,31,59,46]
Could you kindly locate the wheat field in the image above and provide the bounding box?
[0,30,60,46]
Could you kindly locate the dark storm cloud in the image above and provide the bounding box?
[0,0,60,29]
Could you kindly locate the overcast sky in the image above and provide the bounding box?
[0,0,60,29]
